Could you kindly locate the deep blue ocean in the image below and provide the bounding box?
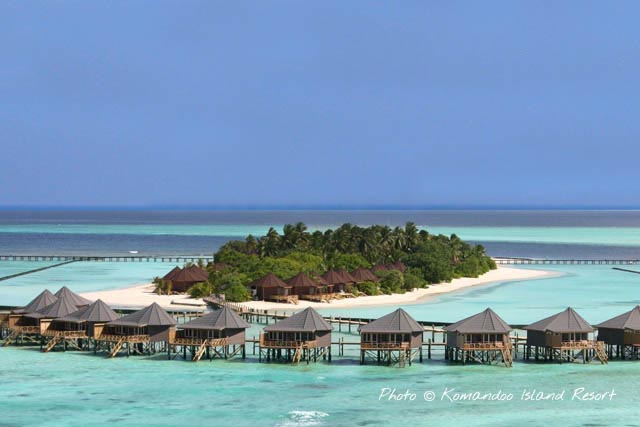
[1,209,640,258]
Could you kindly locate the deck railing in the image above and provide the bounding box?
[361,342,411,350]
[42,330,87,338]
[554,340,603,349]
[171,337,228,347]
[98,334,150,343]
[259,335,317,349]
[462,342,508,350]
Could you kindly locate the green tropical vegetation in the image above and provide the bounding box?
[210,222,495,298]
[156,223,495,301]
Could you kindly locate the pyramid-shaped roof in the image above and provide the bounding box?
[286,272,320,288]
[107,303,176,327]
[54,286,92,307]
[56,299,120,324]
[13,289,58,314]
[180,307,250,331]
[264,307,333,332]
[443,308,512,334]
[322,269,346,285]
[350,268,379,283]
[171,266,208,283]
[25,297,79,320]
[525,307,594,333]
[596,306,640,331]
[337,269,357,283]
[359,308,423,333]
[163,266,182,281]
[310,272,328,285]
[250,273,290,288]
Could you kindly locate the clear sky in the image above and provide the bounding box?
[1,2,639,208]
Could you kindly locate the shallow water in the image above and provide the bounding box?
[0,346,635,427]
[3,210,640,426]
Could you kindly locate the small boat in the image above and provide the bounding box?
[129,250,139,254]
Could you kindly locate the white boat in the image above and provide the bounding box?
[129,250,139,254]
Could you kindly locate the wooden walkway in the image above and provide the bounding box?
[495,258,639,265]
[0,260,77,282]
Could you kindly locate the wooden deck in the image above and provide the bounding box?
[259,335,318,349]
[361,342,410,350]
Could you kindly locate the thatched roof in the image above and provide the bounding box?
[163,266,182,281]
[350,267,379,283]
[180,307,250,331]
[54,286,92,307]
[250,273,290,288]
[390,261,407,273]
[56,299,119,324]
[107,303,176,327]
[359,308,423,334]
[264,307,332,333]
[337,269,357,284]
[12,289,58,314]
[444,308,511,334]
[596,306,640,331]
[310,273,328,285]
[524,307,594,333]
[371,264,388,272]
[25,297,79,320]
[171,266,208,283]
[286,272,320,288]
[322,269,347,285]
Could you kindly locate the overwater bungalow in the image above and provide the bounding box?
[251,273,297,304]
[350,267,380,283]
[169,265,209,292]
[171,306,250,361]
[26,297,80,337]
[98,303,177,357]
[43,299,120,352]
[443,308,513,367]
[287,272,330,302]
[524,307,607,364]
[4,290,58,346]
[596,306,640,360]
[358,308,423,367]
[260,307,332,364]
[322,269,353,294]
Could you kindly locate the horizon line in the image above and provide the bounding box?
[1,204,640,212]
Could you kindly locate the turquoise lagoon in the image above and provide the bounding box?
[0,261,178,307]
[2,263,640,426]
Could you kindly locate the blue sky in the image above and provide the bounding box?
[1,1,639,208]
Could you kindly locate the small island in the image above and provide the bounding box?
[153,222,497,304]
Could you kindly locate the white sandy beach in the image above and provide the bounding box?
[80,265,556,311]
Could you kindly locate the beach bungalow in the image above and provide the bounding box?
[43,299,120,352]
[287,272,330,302]
[4,290,58,346]
[260,307,332,364]
[524,307,607,364]
[358,308,423,366]
[162,266,182,281]
[99,303,177,357]
[350,267,380,283]
[251,273,297,304]
[322,269,353,294]
[443,308,513,367]
[172,306,250,361]
[169,265,209,292]
[596,306,640,360]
